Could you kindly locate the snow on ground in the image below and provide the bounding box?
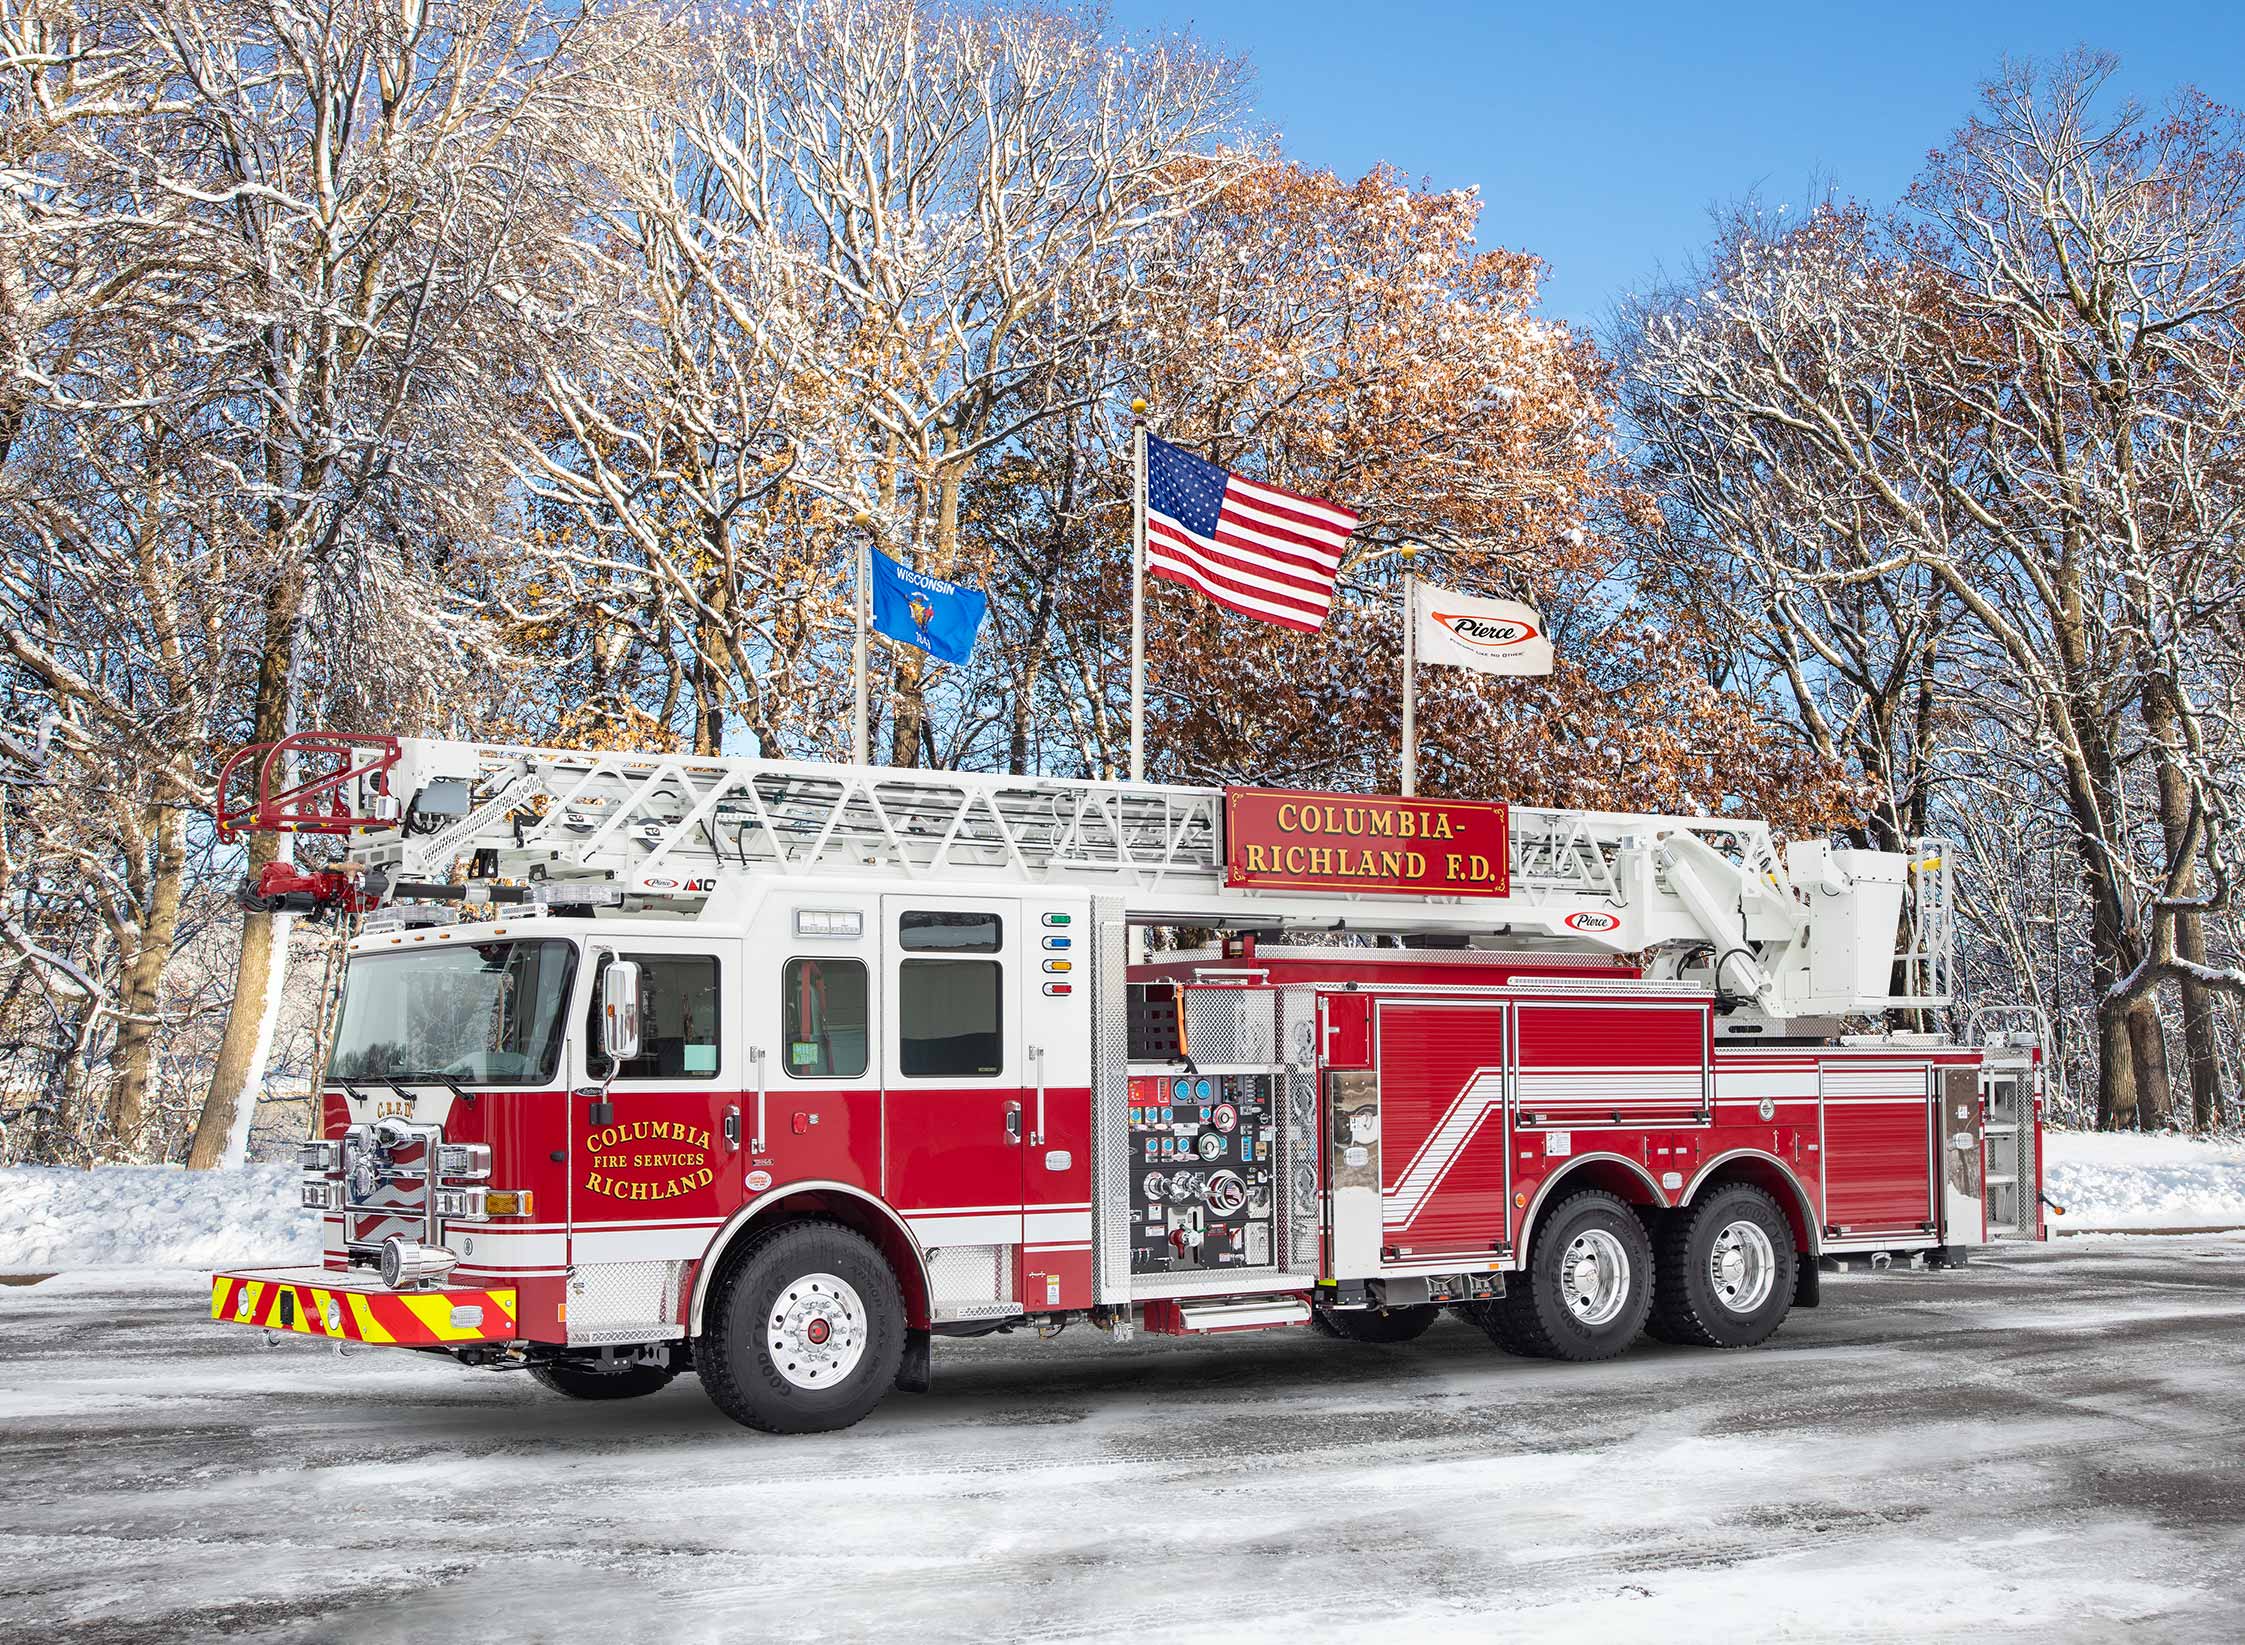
[0,1164,320,1271]
[2042,1129,2245,1230]
[3,1129,2242,1274]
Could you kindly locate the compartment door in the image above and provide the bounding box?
[1820,1061,1936,1236]
[1373,999,1510,1267]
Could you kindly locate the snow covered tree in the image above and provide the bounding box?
[1625,53,2245,1127]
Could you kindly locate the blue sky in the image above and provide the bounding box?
[1120,1,2245,332]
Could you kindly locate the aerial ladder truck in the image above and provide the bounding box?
[205,732,2044,1433]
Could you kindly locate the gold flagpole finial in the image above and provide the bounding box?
[1130,398,1148,417]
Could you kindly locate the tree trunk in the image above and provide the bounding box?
[106,801,188,1153]
[188,834,290,1168]
[2143,671,2227,1130]
[2177,915,2225,1130]
[2093,989,2137,1130]
[2125,998,2174,1131]
[887,647,925,768]
[188,564,305,1169]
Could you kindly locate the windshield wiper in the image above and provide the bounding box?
[336,1076,479,1110]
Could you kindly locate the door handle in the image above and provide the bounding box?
[1028,1045,1046,1146]
[1005,1101,1022,1144]
[723,1106,741,1151]
[748,1047,767,1152]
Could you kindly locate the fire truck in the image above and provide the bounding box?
[206,732,2045,1433]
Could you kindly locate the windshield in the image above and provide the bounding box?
[328,939,579,1086]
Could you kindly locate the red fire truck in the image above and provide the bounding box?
[206,733,2044,1433]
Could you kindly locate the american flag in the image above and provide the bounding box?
[1143,434,1358,633]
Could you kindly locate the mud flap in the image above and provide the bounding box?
[895,1327,931,1394]
[1794,1259,1821,1309]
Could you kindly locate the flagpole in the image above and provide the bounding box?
[1400,543,1419,797]
[1129,398,1148,784]
[850,511,871,766]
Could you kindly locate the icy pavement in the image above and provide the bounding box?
[3,1242,2244,1643]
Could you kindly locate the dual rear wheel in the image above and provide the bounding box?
[1468,1183,1796,1361]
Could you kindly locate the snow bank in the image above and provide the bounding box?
[0,1165,321,1272]
[2043,1130,2245,1230]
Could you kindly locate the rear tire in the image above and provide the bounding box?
[1311,1303,1438,1343]
[1646,1183,1798,1349]
[1484,1189,1653,1362]
[698,1218,906,1434]
[529,1361,675,1401]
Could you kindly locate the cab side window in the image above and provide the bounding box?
[587,954,721,1079]
[897,909,1002,1078]
[899,960,1001,1077]
[784,957,868,1079]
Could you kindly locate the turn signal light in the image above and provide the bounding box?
[481,1189,534,1218]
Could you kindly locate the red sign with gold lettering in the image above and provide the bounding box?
[1224,788,1510,898]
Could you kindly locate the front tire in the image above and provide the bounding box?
[1646,1183,1798,1349]
[529,1361,676,1401]
[698,1218,906,1434]
[1310,1302,1439,1343]
[1480,1189,1653,1362]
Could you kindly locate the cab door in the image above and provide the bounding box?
[567,936,742,1341]
[880,896,1026,1308]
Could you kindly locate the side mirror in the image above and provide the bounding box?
[601,961,644,1067]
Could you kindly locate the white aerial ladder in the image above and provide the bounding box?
[218,732,1952,1026]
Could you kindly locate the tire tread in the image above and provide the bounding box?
[1487,1188,1653,1362]
[1646,1183,1795,1350]
[699,1216,905,1434]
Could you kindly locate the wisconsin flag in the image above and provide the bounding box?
[1413,582,1554,675]
[869,550,987,666]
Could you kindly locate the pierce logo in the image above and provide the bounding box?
[1563,910,1622,933]
[1434,612,1541,653]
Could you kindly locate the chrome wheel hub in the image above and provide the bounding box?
[1559,1228,1631,1327]
[1709,1220,1777,1313]
[767,1272,867,1389]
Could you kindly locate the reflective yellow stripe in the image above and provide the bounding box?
[309,1288,339,1337]
[400,1292,479,1341]
[208,1278,230,1321]
[345,1292,394,1344]
[239,1281,266,1323]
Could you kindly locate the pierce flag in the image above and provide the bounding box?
[1412,582,1554,676]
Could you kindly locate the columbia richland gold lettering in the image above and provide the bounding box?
[582,1119,717,1201]
[1228,788,1510,898]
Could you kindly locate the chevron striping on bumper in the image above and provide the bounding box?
[207,1271,517,1348]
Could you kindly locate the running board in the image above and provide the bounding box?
[1142,1295,1313,1336]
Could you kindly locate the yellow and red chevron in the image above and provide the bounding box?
[209,1269,518,1346]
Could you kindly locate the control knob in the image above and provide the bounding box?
[1202,1170,1248,1217]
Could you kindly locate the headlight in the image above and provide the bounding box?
[344,1140,380,1204]
[437,1142,491,1180]
[379,1237,458,1289]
